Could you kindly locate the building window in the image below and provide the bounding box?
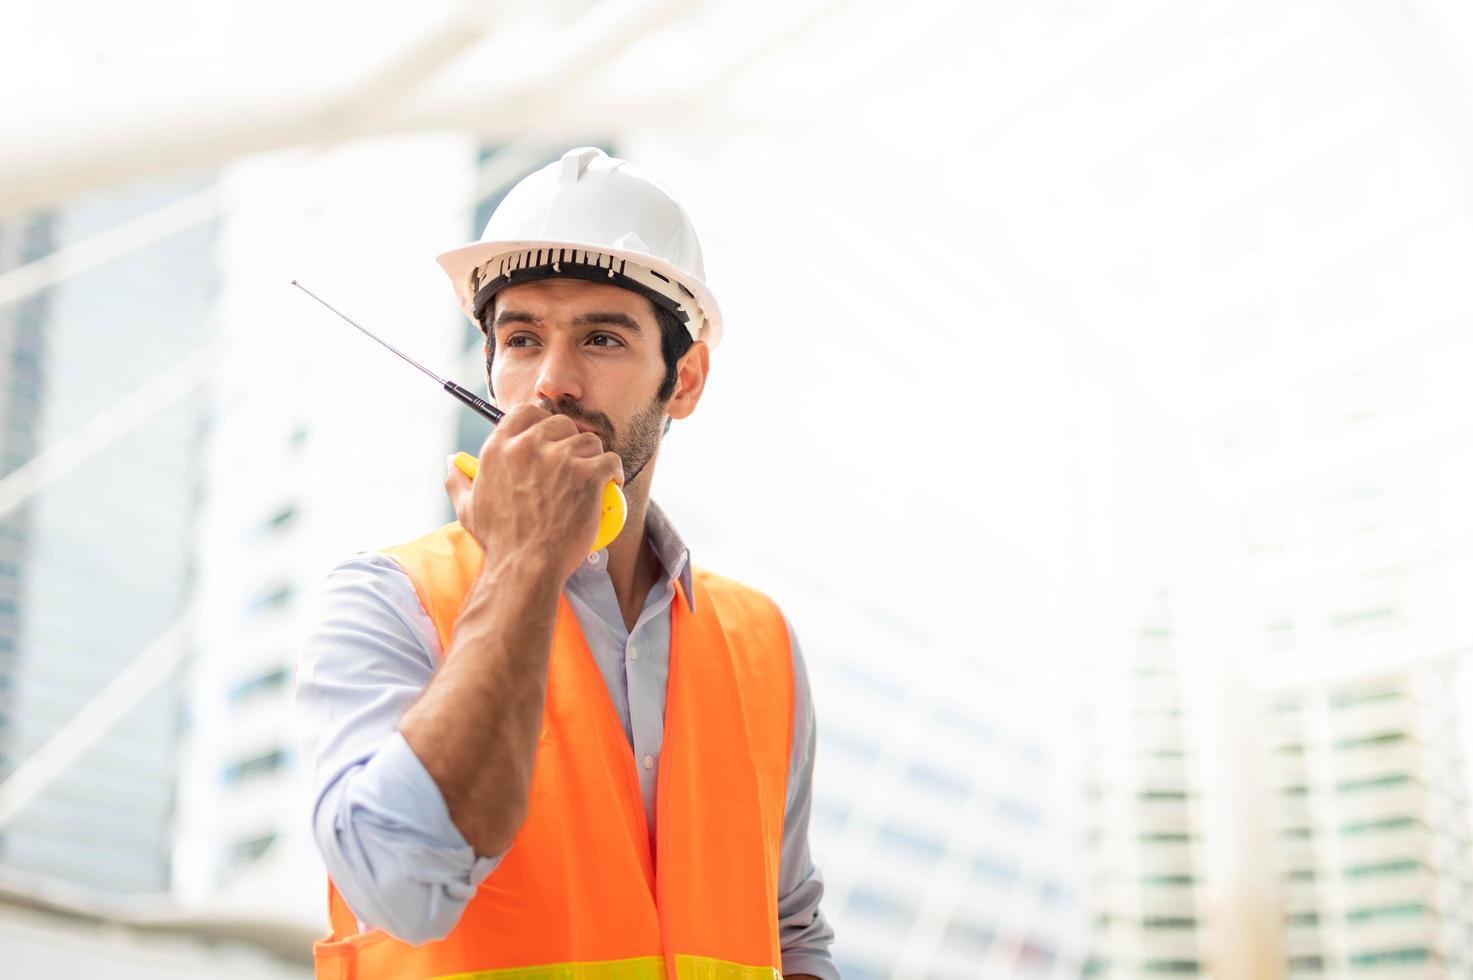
[877,821,946,866]
[1142,917,1198,930]
[1346,903,1426,923]
[1335,773,1413,794]
[1140,874,1195,886]
[1332,689,1401,709]
[228,832,278,868]
[944,916,994,957]
[223,748,288,786]
[1341,816,1417,835]
[1343,859,1420,879]
[228,666,291,705]
[247,583,295,616]
[973,853,1020,886]
[259,504,298,535]
[845,885,909,923]
[1333,732,1407,751]
[1348,947,1432,967]
[903,762,968,802]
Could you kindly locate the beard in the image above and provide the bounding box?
[538,394,665,486]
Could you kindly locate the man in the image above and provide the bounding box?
[297,147,838,980]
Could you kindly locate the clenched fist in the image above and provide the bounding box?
[445,404,624,583]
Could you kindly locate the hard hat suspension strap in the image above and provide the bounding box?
[470,248,699,340]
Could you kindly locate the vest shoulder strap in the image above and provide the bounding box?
[378,521,483,654]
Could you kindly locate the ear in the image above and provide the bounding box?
[665,340,709,421]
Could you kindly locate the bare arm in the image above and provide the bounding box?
[398,403,623,857]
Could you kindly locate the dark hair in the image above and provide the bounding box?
[481,297,693,401]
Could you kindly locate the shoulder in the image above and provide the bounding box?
[320,551,423,609]
[375,522,485,646]
[690,566,793,660]
[692,566,781,615]
[377,520,480,571]
[299,552,441,684]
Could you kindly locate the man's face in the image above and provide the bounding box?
[487,278,669,486]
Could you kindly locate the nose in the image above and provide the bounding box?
[533,337,584,405]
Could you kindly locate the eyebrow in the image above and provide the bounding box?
[573,311,642,333]
[490,310,643,334]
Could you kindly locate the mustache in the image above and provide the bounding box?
[539,396,614,441]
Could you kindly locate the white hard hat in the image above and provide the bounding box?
[436,147,722,349]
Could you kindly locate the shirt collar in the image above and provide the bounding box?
[573,499,695,612]
[644,499,695,612]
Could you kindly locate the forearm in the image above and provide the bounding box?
[398,553,563,855]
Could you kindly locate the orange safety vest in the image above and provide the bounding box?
[313,522,795,980]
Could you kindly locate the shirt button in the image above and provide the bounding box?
[629,646,639,661]
[586,551,601,565]
[642,754,654,770]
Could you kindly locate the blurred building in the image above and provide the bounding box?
[795,588,1091,980]
[1078,5,1473,974]
[171,135,479,926]
[1266,660,1473,978]
[1082,592,1214,979]
[0,214,52,793]
[617,134,1100,979]
[0,179,215,894]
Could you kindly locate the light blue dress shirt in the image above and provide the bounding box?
[296,502,838,979]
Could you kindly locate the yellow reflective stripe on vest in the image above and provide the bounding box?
[673,954,781,980]
[431,956,779,980]
[433,957,665,980]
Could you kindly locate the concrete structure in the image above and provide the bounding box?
[0,867,312,980]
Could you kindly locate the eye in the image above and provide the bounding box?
[504,334,538,349]
[588,332,623,348]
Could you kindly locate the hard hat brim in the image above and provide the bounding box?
[436,238,723,349]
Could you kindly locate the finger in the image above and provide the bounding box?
[523,413,581,443]
[445,454,472,492]
[444,456,474,524]
[588,450,624,488]
[564,432,605,458]
[493,403,551,439]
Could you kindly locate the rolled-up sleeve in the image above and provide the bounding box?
[296,554,502,944]
[778,622,840,979]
